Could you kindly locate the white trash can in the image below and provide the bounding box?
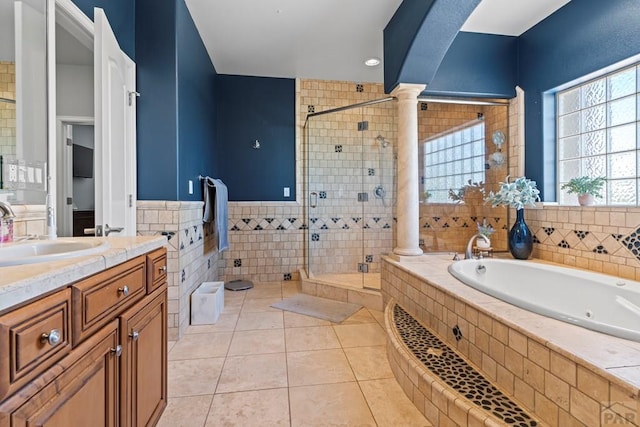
[191,281,224,325]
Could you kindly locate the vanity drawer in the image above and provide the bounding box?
[146,247,167,293]
[72,256,146,345]
[0,288,72,400]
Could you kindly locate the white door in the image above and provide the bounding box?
[94,7,136,236]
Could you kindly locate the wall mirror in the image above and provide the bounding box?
[418,101,510,253]
[0,0,48,205]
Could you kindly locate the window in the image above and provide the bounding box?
[421,121,485,203]
[557,64,639,205]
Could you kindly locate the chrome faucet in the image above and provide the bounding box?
[0,201,15,219]
[465,233,490,259]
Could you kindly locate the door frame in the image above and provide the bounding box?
[55,116,94,237]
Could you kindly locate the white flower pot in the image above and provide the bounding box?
[578,193,595,206]
[477,238,491,249]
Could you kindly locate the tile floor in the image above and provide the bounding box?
[158,281,431,427]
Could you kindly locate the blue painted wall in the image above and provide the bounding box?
[383,0,481,94]
[71,0,135,59]
[176,0,218,201]
[216,75,296,201]
[135,0,179,200]
[135,0,219,201]
[425,32,517,98]
[518,0,640,200]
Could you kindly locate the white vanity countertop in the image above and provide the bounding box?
[0,235,166,312]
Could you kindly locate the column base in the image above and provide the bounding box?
[392,247,423,257]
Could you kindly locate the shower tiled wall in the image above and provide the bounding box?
[0,61,15,157]
[417,102,509,252]
[136,201,220,340]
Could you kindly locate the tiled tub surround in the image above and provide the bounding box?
[526,205,640,281]
[382,255,640,427]
[137,201,220,341]
[0,61,15,157]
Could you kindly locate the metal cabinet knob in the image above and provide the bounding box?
[159,265,167,274]
[40,329,61,346]
[110,345,122,357]
[130,331,139,341]
[118,285,130,296]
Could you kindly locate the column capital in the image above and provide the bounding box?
[391,83,426,99]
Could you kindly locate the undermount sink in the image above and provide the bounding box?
[0,238,110,267]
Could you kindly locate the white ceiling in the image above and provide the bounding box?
[185,0,571,83]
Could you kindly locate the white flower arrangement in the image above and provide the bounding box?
[484,176,540,210]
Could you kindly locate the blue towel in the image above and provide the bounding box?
[203,178,229,251]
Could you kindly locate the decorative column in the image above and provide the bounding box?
[392,83,425,256]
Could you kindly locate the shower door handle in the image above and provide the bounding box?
[310,192,318,208]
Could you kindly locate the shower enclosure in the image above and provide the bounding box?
[303,98,396,290]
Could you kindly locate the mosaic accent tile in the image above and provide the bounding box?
[373,217,381,223]
[432,216,440,222]
[335,145,342,153]
[452,325,463,341]
[558,240,570,248]
[368,168,375,176]
[383,223,391,229]
[234,259,242,267]
[264,218,274,223]
[462,222,469,228]
[319,191,327,199]
[621,228,640,260]
[612,233,623,241]
[283,273,292,281]
[452,216,459,222]
[298,224,308,230]
[311,233,320,241]
[420,102,428,111]
[532,235,540,244]
[442,223,450,228]
[181,269,186,283]
[356,83,364,93]
[574,230,589,239]
[593,245,608,254]
[543,227,555,236]
[342,224,350,229]
[308,105,315,113]
[393,305,538,427]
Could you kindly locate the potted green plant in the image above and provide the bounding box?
[560,176,606,206]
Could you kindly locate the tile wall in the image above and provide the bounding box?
[137,201,220,340]
[0,61,15,157]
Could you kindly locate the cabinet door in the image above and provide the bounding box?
[1,319,120,427]
[120,287,167,427]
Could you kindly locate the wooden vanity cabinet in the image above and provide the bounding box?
[0,247,168,427]
[120,287,167,427]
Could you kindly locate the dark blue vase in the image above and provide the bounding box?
[509,209,533,260]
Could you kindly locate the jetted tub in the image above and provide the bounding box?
[448,258,640,342]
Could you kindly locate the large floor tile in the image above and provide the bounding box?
[343,346,394,380]
[216,353,288,393]
[283,311,331,328]
[289,382,376,427]
[359,378,431,427]
[228,329,285,356]
[168,357,225,397]
[333,323,386,348]
[285,326,341,352]
[241,297,283,313]
[186,313,239,333]
[243,284,283,300]
[205,388,290,427]
[168,332,233,360]
[287,349,356,386]
[339,307,377,325]
[235,311,284,331]
[156,395,213,427]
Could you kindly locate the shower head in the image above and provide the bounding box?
[376,135,390,148]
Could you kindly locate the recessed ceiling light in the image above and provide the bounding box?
[364,57,381,67]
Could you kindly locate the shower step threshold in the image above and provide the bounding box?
[299,269,382,311]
